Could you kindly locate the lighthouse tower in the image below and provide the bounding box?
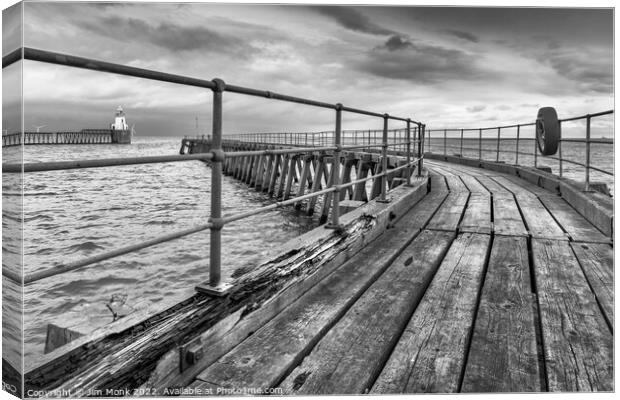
[111,105,129,131]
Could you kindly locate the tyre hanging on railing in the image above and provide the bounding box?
[536,107,560,156]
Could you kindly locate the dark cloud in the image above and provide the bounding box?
[358,36,480,84]
[382,35,413,51]
[314,6,396,36]
[443,29,479,43]
[75,16,252,56]
[546,49,612,94]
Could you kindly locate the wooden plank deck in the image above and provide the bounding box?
[185,158,613,394]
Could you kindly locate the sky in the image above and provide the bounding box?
[1,1,615,138]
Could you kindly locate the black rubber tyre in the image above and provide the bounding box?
[536,107,559,156]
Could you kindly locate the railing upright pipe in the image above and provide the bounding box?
[379,114,389,202]
[558,121,563,178]
[443,129,447,156]
[496,127,501,162]
[196,78,230,296]
[534,126,538,168]
[478,128,482,160]
[515,125,520,165]
[585,115,591,190]
[406,119,411,186]
[460,128,464,157]
[327,104,343,229]
[417,123,423,177]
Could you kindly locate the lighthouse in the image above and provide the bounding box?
[111,105,129,131]
[110,105,132,144]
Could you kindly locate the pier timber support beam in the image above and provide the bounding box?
[24,176,429,394]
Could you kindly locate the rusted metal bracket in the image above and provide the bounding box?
[179,336,204,373]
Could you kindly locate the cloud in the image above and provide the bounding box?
[358,35,480,84]
[75,16,253,57]
[545,48,612,94]
[467,105,486,113]
[443,29,479,43]
[314,6,396,36]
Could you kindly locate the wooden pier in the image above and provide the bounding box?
[22,153,613,394]
[187,158,612,393]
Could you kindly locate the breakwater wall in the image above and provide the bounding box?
[2,129,131,147]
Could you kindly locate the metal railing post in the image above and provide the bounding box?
[534,126,538,168]
[196,78,231,296]
[585,115,591,190]
[443,129,447,156]
[460,128,464,157]
[428,129,431,153]
[496,127,501,162]
[417,123,423,177]
[515,125,520,165]
[478,128,482,160]
[406,118,412,186]
[327,104,343,229]
[558,120,563,178]
[379,114,390,202]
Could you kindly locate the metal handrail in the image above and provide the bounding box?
[425,111,613,189]
[2,47,425,291]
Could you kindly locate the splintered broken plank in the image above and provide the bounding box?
[531,239,613,391]
[515,195,566,240]
[191,215,423,391]
[371,232,491,394]
[445,176,469,192]
[493,195,528,237]
[430,174,449,192]
[279,230,455,395]
[570,242,613,329]
[458,175,490,193]
[459,193,491,234]
[538,196,610,244]
[461,236,541,392]
[426,192,469,232]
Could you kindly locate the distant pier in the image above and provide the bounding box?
[2,129,132,147]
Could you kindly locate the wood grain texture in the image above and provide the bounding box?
[459,175,490,193]
[279,230,455,394]
[459,193,491,234]
[461,236,540,392]
[192,199,431,391]
[445,176,469,192]
[515,195,566,240]
[539,196,610,244]
[371,233,491,393]
[493,195,528,237]
[426,192,469,232]
[475,176,511,196]
[405,191,449,230]
[570,242,613,328]
[531,239,613,391]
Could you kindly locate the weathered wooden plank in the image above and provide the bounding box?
[516,195,567,240]
[426,192,469,232]
[401,191,448,230]
[261,154,274,192]
[371,233,491,393]
[570,242,613,328]
[531,239,613,391]
[445,176,469,192]
[461,236,540,392]
[538,196,610,243]
[279,230,455,394]
[267,154,281,196]
[320,162,335,223]
[352,160,370,202]
[494,175,551,197]
[493,195,528,237]
[192,212,425,391]
[307,157,325,215]
[294,156,311,209]
[430,174,449,192]
[475,176,511,196]
[459,193,491,234]
[458,175,489,193]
